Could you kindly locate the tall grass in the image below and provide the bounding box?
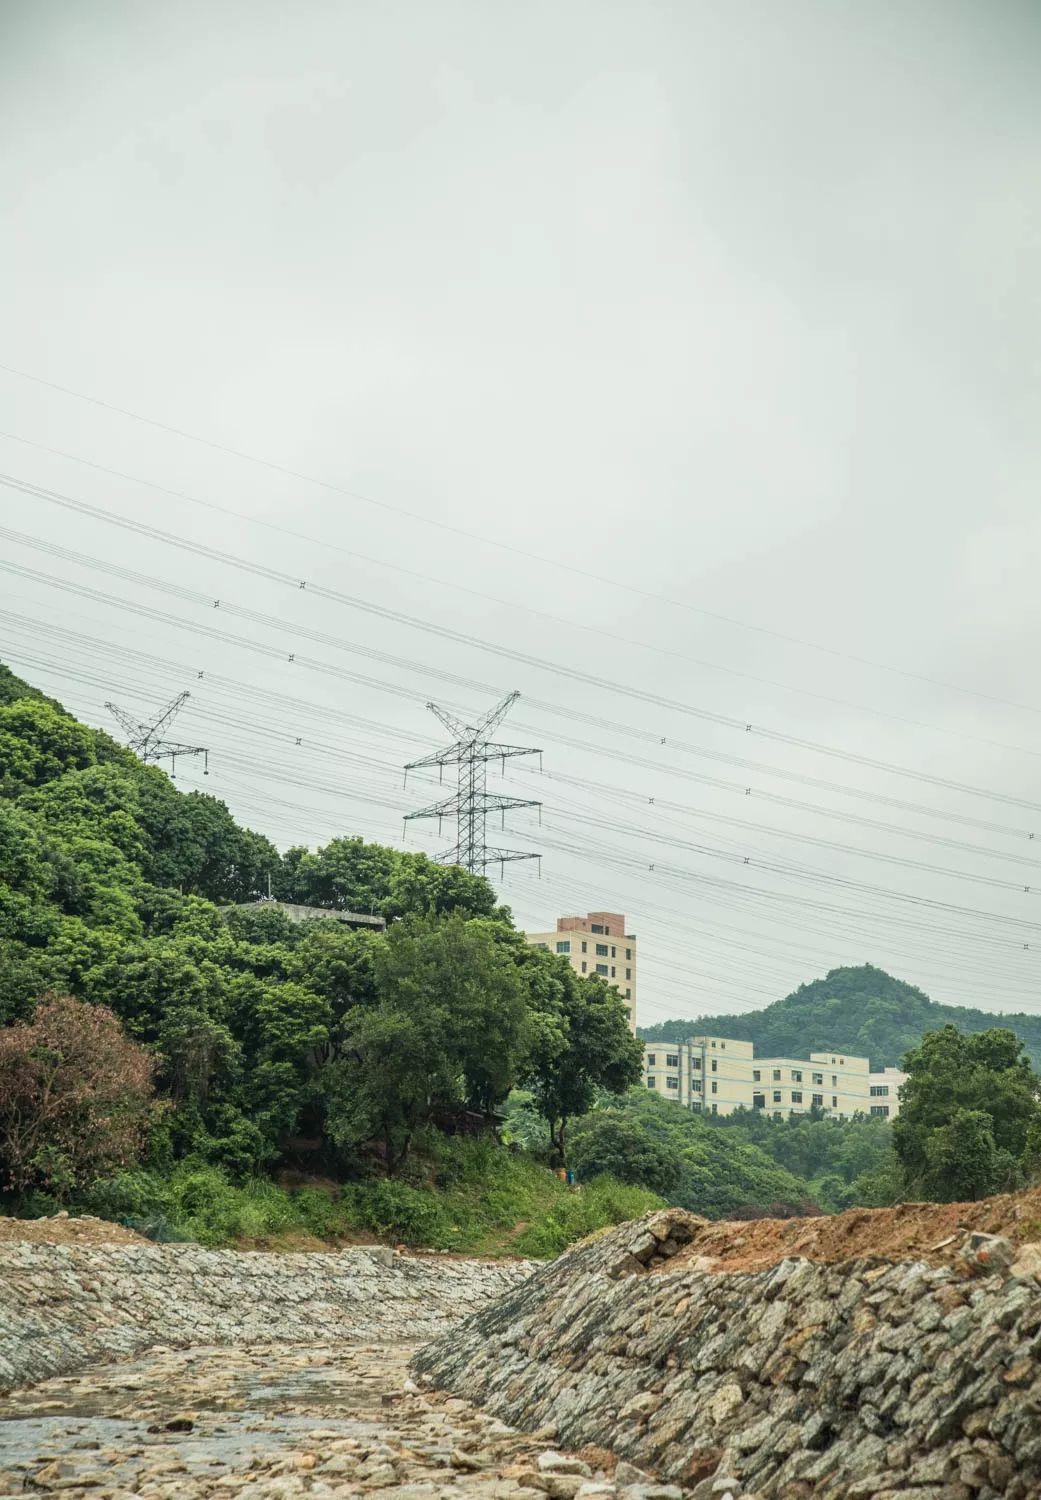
[71,1136,662,1256]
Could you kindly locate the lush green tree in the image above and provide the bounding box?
[523,953,643,1161]
[893,1025,1041,1201]
[920,1109,1009,1203]
[567,1090,816,1218]
[277,836,497,920]
[0,699,98,792]
[568,1109,684,1195]
[324,913,531,1169]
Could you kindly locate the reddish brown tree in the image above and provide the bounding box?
[0,994,157,1196]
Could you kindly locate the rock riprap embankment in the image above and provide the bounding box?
[413,1209,1041,1500]
[0,1239,529,1391]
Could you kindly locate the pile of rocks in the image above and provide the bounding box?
[414,1209,1041,1499]
[0,1239,529,1391]
[0,1339,693,1500]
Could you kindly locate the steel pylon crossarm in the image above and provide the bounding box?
[106,691,210,775]
[403,692,542,876]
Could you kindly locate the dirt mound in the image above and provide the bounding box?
[664,1183,1041,1273]
[0,1213,146,1246]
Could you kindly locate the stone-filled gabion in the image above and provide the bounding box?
[0,1239,530,1392]
[413,1210,1041,1500]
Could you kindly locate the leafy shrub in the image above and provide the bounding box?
[512,1176,660,1257]
[343,1179,453,1247]
[0,994,157,1196]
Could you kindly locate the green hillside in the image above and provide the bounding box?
[0,661,824,1243]
[639,963,1041,1071]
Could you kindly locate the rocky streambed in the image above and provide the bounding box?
[0,1233,675,1500]
[6,1209,1041,1500]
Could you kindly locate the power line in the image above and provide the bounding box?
[6,608,1040,865]
[7,460,1040,761]
[5,501,1041,815]
[4,364,1041,720]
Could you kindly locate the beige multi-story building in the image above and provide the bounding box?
[643,1036,906,1120]
[525,911,637,1030]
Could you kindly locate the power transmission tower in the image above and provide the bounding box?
[403,692,542,877]
[105,690,210,777]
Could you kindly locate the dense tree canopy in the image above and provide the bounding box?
[639,964,1041,1072]
[0,665,639,1187]
[892,1026,1041,1201]
[566,1091,816,1219]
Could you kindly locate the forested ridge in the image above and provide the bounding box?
[639,963,1041,1071]
[7,662,1035,1243]
[0,662,809,1245]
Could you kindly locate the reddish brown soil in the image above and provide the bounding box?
[0,1213,146,1246]
[663,1186,1041,1274]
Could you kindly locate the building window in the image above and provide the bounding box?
[832,1096,838,1109]
[625,988,631,999]
[605,926,611,935]
[692,1080,702,1093]
[581,961,587,973]
[773,1090,781,1103]
[591,923,604,934]
[791,1091,803,1104]
[625,968,631,980]
[711,1058,718,1072]
[711,1041,717,1048]
[791,1070,802,1083]
[626,948,632,960]
[870,1085,889,1097]
[556,940,570,954]
[693,1057,702,1069]
[581,941,587,953]
[535,942,548,949]
[691,1102,703,1112]
[596,963,608,976]
[870,1104,890,1117]
[711,1081,718,1094]
[753,1070,761,1082]
[812,1072,823,1086]
[832,1075,837,1087]
[840,1058,846,1065]
[773,1069,781,1082]
[812,1094,823,1107]
[646,1077,655,1088]
[611,946,616,958]
[610,966,616,977]
[711,1103,718,1114]
[666,1076,679,1090]
[666,1054,679,1067]
[647,1053,656,1065]
[595,943,609,956]
[721,1042,726,1050]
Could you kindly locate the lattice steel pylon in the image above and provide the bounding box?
[105,690,210,777]
[403,692,542,877]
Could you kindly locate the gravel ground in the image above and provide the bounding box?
[0,1342,664,1500]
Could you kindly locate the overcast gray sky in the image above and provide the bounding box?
[2,0,1040,1028]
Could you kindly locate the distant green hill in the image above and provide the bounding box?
[638,964,1041,1071]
